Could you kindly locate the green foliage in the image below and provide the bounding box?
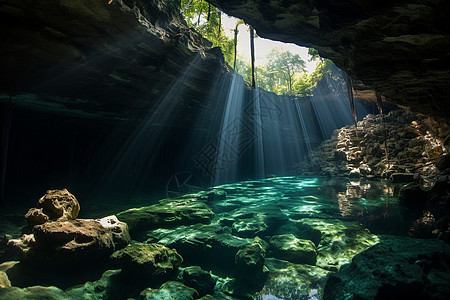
[180,0,235,65]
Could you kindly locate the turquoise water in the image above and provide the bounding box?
[0,176,410,299]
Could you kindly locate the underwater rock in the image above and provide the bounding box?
[149,225,251,273]
[261,258,330,300]
[234,238,269,291]
[110,243,182,280]
[139,281,198,300]
[0,271,11,288]
[0,285,69,299]
[269,234,317,266]
[198,295,216,300]
[390,173,416,183]
[96,215,131,250]
[178,266,215,297]
[229,208,289,238]
[296,219,379,270]
[36,189,80,222]
[117,198,214,237]
[24,208,48,227]
[182,189,227,202]
[323,235,450,300]
[66,269,123,300]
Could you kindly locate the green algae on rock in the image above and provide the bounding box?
[110,243,182,279]
[116,198,214,236]
[139,281,198,300]
[262,258,330,300]
[269,234,317,265]
[323,235,450,300]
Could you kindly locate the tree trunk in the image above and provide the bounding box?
[233,25,238,70]
[250,26,256,88]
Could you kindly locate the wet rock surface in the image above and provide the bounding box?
[117,198,214,238]
[110,243,182,279]
[139,281,198,300]
[300,110,450,184]
[323,235,450,300]
[178,266,216,297]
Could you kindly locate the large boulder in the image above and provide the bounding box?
[262,258,330,300]
[32,219,115,263]
[436,154,450,172]
[235,238,269,291]
[110,243,182,279]
[117,198,214,237]
[295,219,379,271]
[269,234,317,265]
[323,235,450,300]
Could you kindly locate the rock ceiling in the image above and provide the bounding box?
[0,0,449,120]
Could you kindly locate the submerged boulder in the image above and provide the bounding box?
[262,258,330,300]
[178,266,215,297]
[269,234,317,265]
[235,238,269,291]
[139,281,198,300]
[117,198,214,237]
[110,243,182,279]
[323,235,450,300]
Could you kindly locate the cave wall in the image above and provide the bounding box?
[207,0,450,120]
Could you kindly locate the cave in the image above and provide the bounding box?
[0,0,449,299]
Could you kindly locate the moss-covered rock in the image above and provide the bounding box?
[269,234,317,265]
[178,266,215,297]
[295,219,379,270]
[139,281,198,300]
[110,243,182,279]
[323,235,450,300]
[262,258,330,300]
[117,198,214,237]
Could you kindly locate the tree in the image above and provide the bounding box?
[267,49,306,93]
[180,0,235,66]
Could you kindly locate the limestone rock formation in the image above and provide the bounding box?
[95,215,131,249]
[178,266,216,297]
[323,235,450,300]
[269,234,317,265]
[110,243,183,279]
[116,198,214,237]
[300,109,449,183]
[208,0,450,118]
[262,258,330,300]
[25,189,79,226]
[234,238,269,291]
[139,281,198,300]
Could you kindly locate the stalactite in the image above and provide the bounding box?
[250,26,256,89]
